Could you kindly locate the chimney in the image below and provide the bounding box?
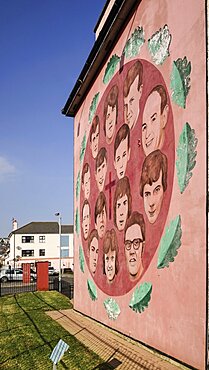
[12,218,18,231]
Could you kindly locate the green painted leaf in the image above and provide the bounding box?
[170,57,191,108]
[148,25,171,65]
[79,132,86,164]
[88,93,100,124]
[129,282,152,313]
[87,279,97,301]
[176,122,198,193]
[157,215,182,269]
[124,27,145,59]
[103,54,120,84]
[75,208,80,236]
[103,298,120,320]
[79,245,84,273]
[76,171,81,200]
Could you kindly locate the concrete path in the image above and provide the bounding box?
[47,308,191,370]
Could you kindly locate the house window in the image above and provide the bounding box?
[61,235,69,247]
[22,236,34,243]
[39,249,45,256]
[39,236,45,243]
[61,248,69,258]
[22,250,34,257]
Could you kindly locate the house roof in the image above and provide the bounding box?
[62,0,139,117]
[11,222,73,235]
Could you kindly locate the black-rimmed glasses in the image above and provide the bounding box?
[124,238,144,251]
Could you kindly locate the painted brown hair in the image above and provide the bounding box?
[139,150,168,196]
[103,229,119,275]
[90,115,100,142]
[123,60,143,98]
[81,163,90,184]
[113,176,132,227]
[103,84,119,135]
[148,84,168,114]
[114,124,130,159]
[124,211,145,242]
[88,229,98,251]
[95,147,107,171]
[94,192,107,223]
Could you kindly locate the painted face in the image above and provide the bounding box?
[114,137,130,179]
[95,206,107,238]
[95,158,107,192]
[124,76,142,130]
[143,171,164,224]
[105,105,117,143]
[82,169,90,199]
[105,249,116,282]
[142,91,168,156]
[91,125,99,159]
[89,237,99,274]
[125,223,144,279]
[116,194,128,231]
[82,204,90,240]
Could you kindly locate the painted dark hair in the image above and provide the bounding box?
[113,176,132,227]
[139,150,168,196]
[124,211,145,242]
[103,84,119,135]
[103,229,119,275]
[95,147,107,171]
[123,60,143,97]
[114,124,130,159]
[94,192,107,223]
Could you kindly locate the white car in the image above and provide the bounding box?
[48,267,59,276]
[0,268,37,282]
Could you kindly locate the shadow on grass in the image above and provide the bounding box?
[93,357,122,369]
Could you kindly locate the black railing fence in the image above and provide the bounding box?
[0,276,74,299]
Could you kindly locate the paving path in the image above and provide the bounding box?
[47,308,191,370]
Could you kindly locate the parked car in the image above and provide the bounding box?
[48,267,59,276]
[0,268,37,282]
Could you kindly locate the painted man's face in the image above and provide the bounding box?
[114,137,130,179]
[95,206,107,238]
[142,91,168,156]
[124,76,142,130]
[105,249,116,282]
[89,237,99,274]
[95,158,107,192]
[91,125,99,159]
[116,194,128,231]
[125,223,144,280]
[105,105,117,143]
[143,171,164,224]
[82,204,90,240]
[82,169,90,199]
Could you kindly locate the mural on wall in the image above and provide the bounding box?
[76,22,197,318]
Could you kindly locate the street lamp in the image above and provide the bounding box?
[55,212,62,292]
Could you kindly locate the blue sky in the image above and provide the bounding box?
[0,0,106,236]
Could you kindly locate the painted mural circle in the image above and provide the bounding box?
[80,59,175,296]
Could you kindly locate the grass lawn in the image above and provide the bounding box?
[0,291,103,369]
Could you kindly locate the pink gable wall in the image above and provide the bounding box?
[73,1,207,368]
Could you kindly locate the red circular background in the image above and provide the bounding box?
[80,59,175,296]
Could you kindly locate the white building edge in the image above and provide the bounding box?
[6,219,74,271]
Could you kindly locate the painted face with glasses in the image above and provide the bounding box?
[124,213,145,280]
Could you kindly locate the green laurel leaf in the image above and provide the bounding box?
[124,27,145,59]
[170,57,191,108]
[79,132,86,164]
[176,122,198,193]
[148,24,171,65]
[104,298,120,320]
[75,208,80,236]
[76,171,81,200]
[103,54,120,84]
[88,93,100,124]
[79,245,84,273]
[87,279,97,301]
[129,282,152,313]
[157,215,182,269]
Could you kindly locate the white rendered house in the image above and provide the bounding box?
[7,221,73,271]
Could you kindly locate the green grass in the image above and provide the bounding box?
[0,291,103,369]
